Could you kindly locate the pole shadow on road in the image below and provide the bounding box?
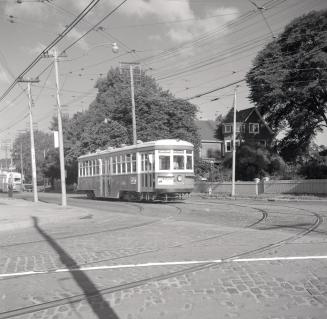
[31,216,119,319]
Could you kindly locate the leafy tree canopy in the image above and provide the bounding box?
[246,10,327,161]
[11,130,55,183]
[90,67,200,147]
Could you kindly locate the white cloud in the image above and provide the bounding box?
[110,0,239,43]
[111,0,193,20]
[4,1,47,18]
[25,42,47,56]
[0,66,11,84]
[63,27,90,51]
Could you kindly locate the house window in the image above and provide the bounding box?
[225,140,232,152]
[240,124,246,132]
[224,124,232,133]
[249,123,259,133]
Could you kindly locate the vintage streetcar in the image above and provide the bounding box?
[77,139,194,201]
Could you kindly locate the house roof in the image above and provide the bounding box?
[223,106,274,135]
[224,107,255,122]
[195,120,221,141]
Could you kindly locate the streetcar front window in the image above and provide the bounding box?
[159,155,170,170]
[173,155,184,170]
[14,178,21,182]
[186,155,193,170]
[186,150,193,170]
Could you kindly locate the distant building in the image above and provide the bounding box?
[217,107,274,156]
[195,120,223,162]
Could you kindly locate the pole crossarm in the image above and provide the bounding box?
[17,77,40,83]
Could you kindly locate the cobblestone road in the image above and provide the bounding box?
[0,195,326,318]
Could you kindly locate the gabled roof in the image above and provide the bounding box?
[224,107,255,122]
[223,107,274,135]
[195,120,221,141]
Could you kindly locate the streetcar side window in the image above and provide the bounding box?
[106,158,110,175]
[141,153,145,172]
[95,159,100,175]
[117,156,122,174]
[113,157,117,174]
[87,161,91,176]
[82,162,85,176]
[126,154,131,173]
[145,154,149,171]
[186,150,193,170]
[132,153,136,172]
[79,162,83,177]
[122,155,126,173]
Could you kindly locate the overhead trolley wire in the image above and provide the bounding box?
[0,0,101,104]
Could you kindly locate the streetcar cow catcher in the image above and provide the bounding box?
[77,139,194,201]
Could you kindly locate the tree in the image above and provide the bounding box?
[223,144,285,181]
[246,10,327,161]
[90,68,200,147]
[11,131,55,183]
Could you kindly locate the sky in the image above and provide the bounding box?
[0,0,326,159]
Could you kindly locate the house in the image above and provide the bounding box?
[217,107,274,156]
[195,120,223,162]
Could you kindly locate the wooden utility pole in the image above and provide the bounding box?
[17,77,39,202]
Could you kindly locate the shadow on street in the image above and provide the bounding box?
[31,216,119,319]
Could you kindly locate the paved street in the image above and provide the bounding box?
[0,193,327,319]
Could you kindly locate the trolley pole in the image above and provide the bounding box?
[18,77,39,202]
[231,86,238,197]
[53,48,67,207]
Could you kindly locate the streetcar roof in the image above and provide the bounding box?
[78,139,194,160]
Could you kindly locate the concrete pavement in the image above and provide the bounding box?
[0,197,90,232]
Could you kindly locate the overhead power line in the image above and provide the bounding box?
[0,0,101,104]
[186,79,246,100]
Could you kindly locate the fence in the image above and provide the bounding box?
[194,179,327,196]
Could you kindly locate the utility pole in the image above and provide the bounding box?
[53,48,67,207]
[20,143,24,181]
[120,62,140,145]
[129,64,137,145]
[17,77,39,202]
[42,48,67,206]
[231,86,238,197]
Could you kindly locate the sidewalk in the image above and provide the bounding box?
[194,192,327,201]
[0,197,89,232]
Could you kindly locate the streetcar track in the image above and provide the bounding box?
[0,205,269,277]
[0,201,181,248]
[0,202,323,318]
[0,220,160,248]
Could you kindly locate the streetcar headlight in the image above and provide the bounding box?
[177,175,182,182]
